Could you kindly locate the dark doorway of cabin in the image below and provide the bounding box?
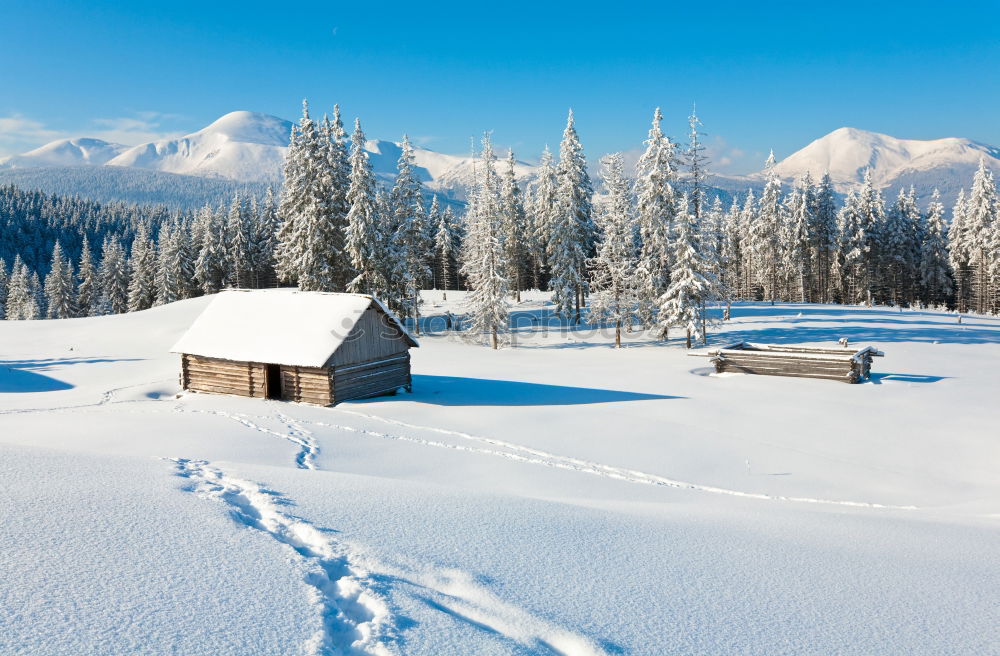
[265,364,282,400]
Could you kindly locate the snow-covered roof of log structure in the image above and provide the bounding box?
[170,289,417,367]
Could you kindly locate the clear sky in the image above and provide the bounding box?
[2,0,998,173]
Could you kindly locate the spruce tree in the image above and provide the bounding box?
[274,100,317,287]
[460,133,509,349]
[44,241,76,319]
[634,107,676,327]
[345,119,386,297]
[965,158,998,314]
[99,238,130,314]
[548,109,594,323]
[0,257,8,320]
[658,194,715,348]
[588,153,638,347]
[76,236,98,316]
[193,205,226,294]
[225,192,251,288]
[948,189,972,312]
[810,173,839,302]
[6,256,37,320]
[388,135,432,328]
[127,223,157,312]
[500,150,529,300]
[750,152,783,303]
[921,189,952,307]
[529,146,558,290]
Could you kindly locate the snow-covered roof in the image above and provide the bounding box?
[170,289,417,367]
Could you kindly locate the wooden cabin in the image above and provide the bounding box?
[696,342,884,383]
[171,289,418,405]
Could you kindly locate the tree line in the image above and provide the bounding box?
[2,102,998,350]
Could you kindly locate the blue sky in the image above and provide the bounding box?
[2,0,998,173]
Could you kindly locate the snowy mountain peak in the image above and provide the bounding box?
[0,137,128,169]
[766,127,1000,189]
[105,111,293,182]
[194,111,294,147]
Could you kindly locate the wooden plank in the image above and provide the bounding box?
[333,353,409,374]
[334,365,409,385]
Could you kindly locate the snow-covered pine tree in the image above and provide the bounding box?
[881,188,917,306]
[99,238,130,315]
[6,256,39,320]
[156,218,195,305]
[433,199,461,297]
[855,169,886,306]
[321,106,352,289]
[783,184,813,303]
[965,158,998,314]
[500,150,529,301]
[460,133,509,349]
[588,153,638,347]
[947,189,972,313]
[44,241,76,319]
[548,109,594,323]
[76,236,98,316]
[274,100,316,287]
[0,257,8,319]
[658,193,715,348]
[633,107,676,327]
[719,197,743,317]
[684,106,709,222]
[250,188,279,288]
[225,193,252,288]
[836,191,866,304]
[387,135,432,330]
[736,190,758,300]
[345,119,387,298]
[193,205,227,294]
[127,223,157,312]
[921,189,952,307]
[750,152,783,303]
[809,173,838,302]
[528,146,558,290]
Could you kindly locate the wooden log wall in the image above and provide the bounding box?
[279,365,333,406]
[329,306,410,367]
[182,354,266,397]
[332,353,411,403]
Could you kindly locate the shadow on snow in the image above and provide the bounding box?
[398,375,682,406]
[0,357,144,393]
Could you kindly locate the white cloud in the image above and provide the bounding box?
[0,111,187,158]
[0,115,65,157]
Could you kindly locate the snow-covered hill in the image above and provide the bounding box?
[747,127,1000,206]
[0,137,129,168]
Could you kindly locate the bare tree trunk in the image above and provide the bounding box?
[686,327,692,349]
[490,326,498,350]
[615,320,621,348]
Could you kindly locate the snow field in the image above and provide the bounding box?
[1,292,998,654]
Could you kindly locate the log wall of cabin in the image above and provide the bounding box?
[331,352,411,403]
[328,306,410,367]
[182,354,266,397]
[279,365,333,405]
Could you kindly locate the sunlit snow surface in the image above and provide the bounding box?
[1,292,998,655]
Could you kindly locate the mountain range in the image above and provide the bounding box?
[2,110,998,210]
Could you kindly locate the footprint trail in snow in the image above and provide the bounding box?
[171,458,394,656]
[170,458,609,656]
